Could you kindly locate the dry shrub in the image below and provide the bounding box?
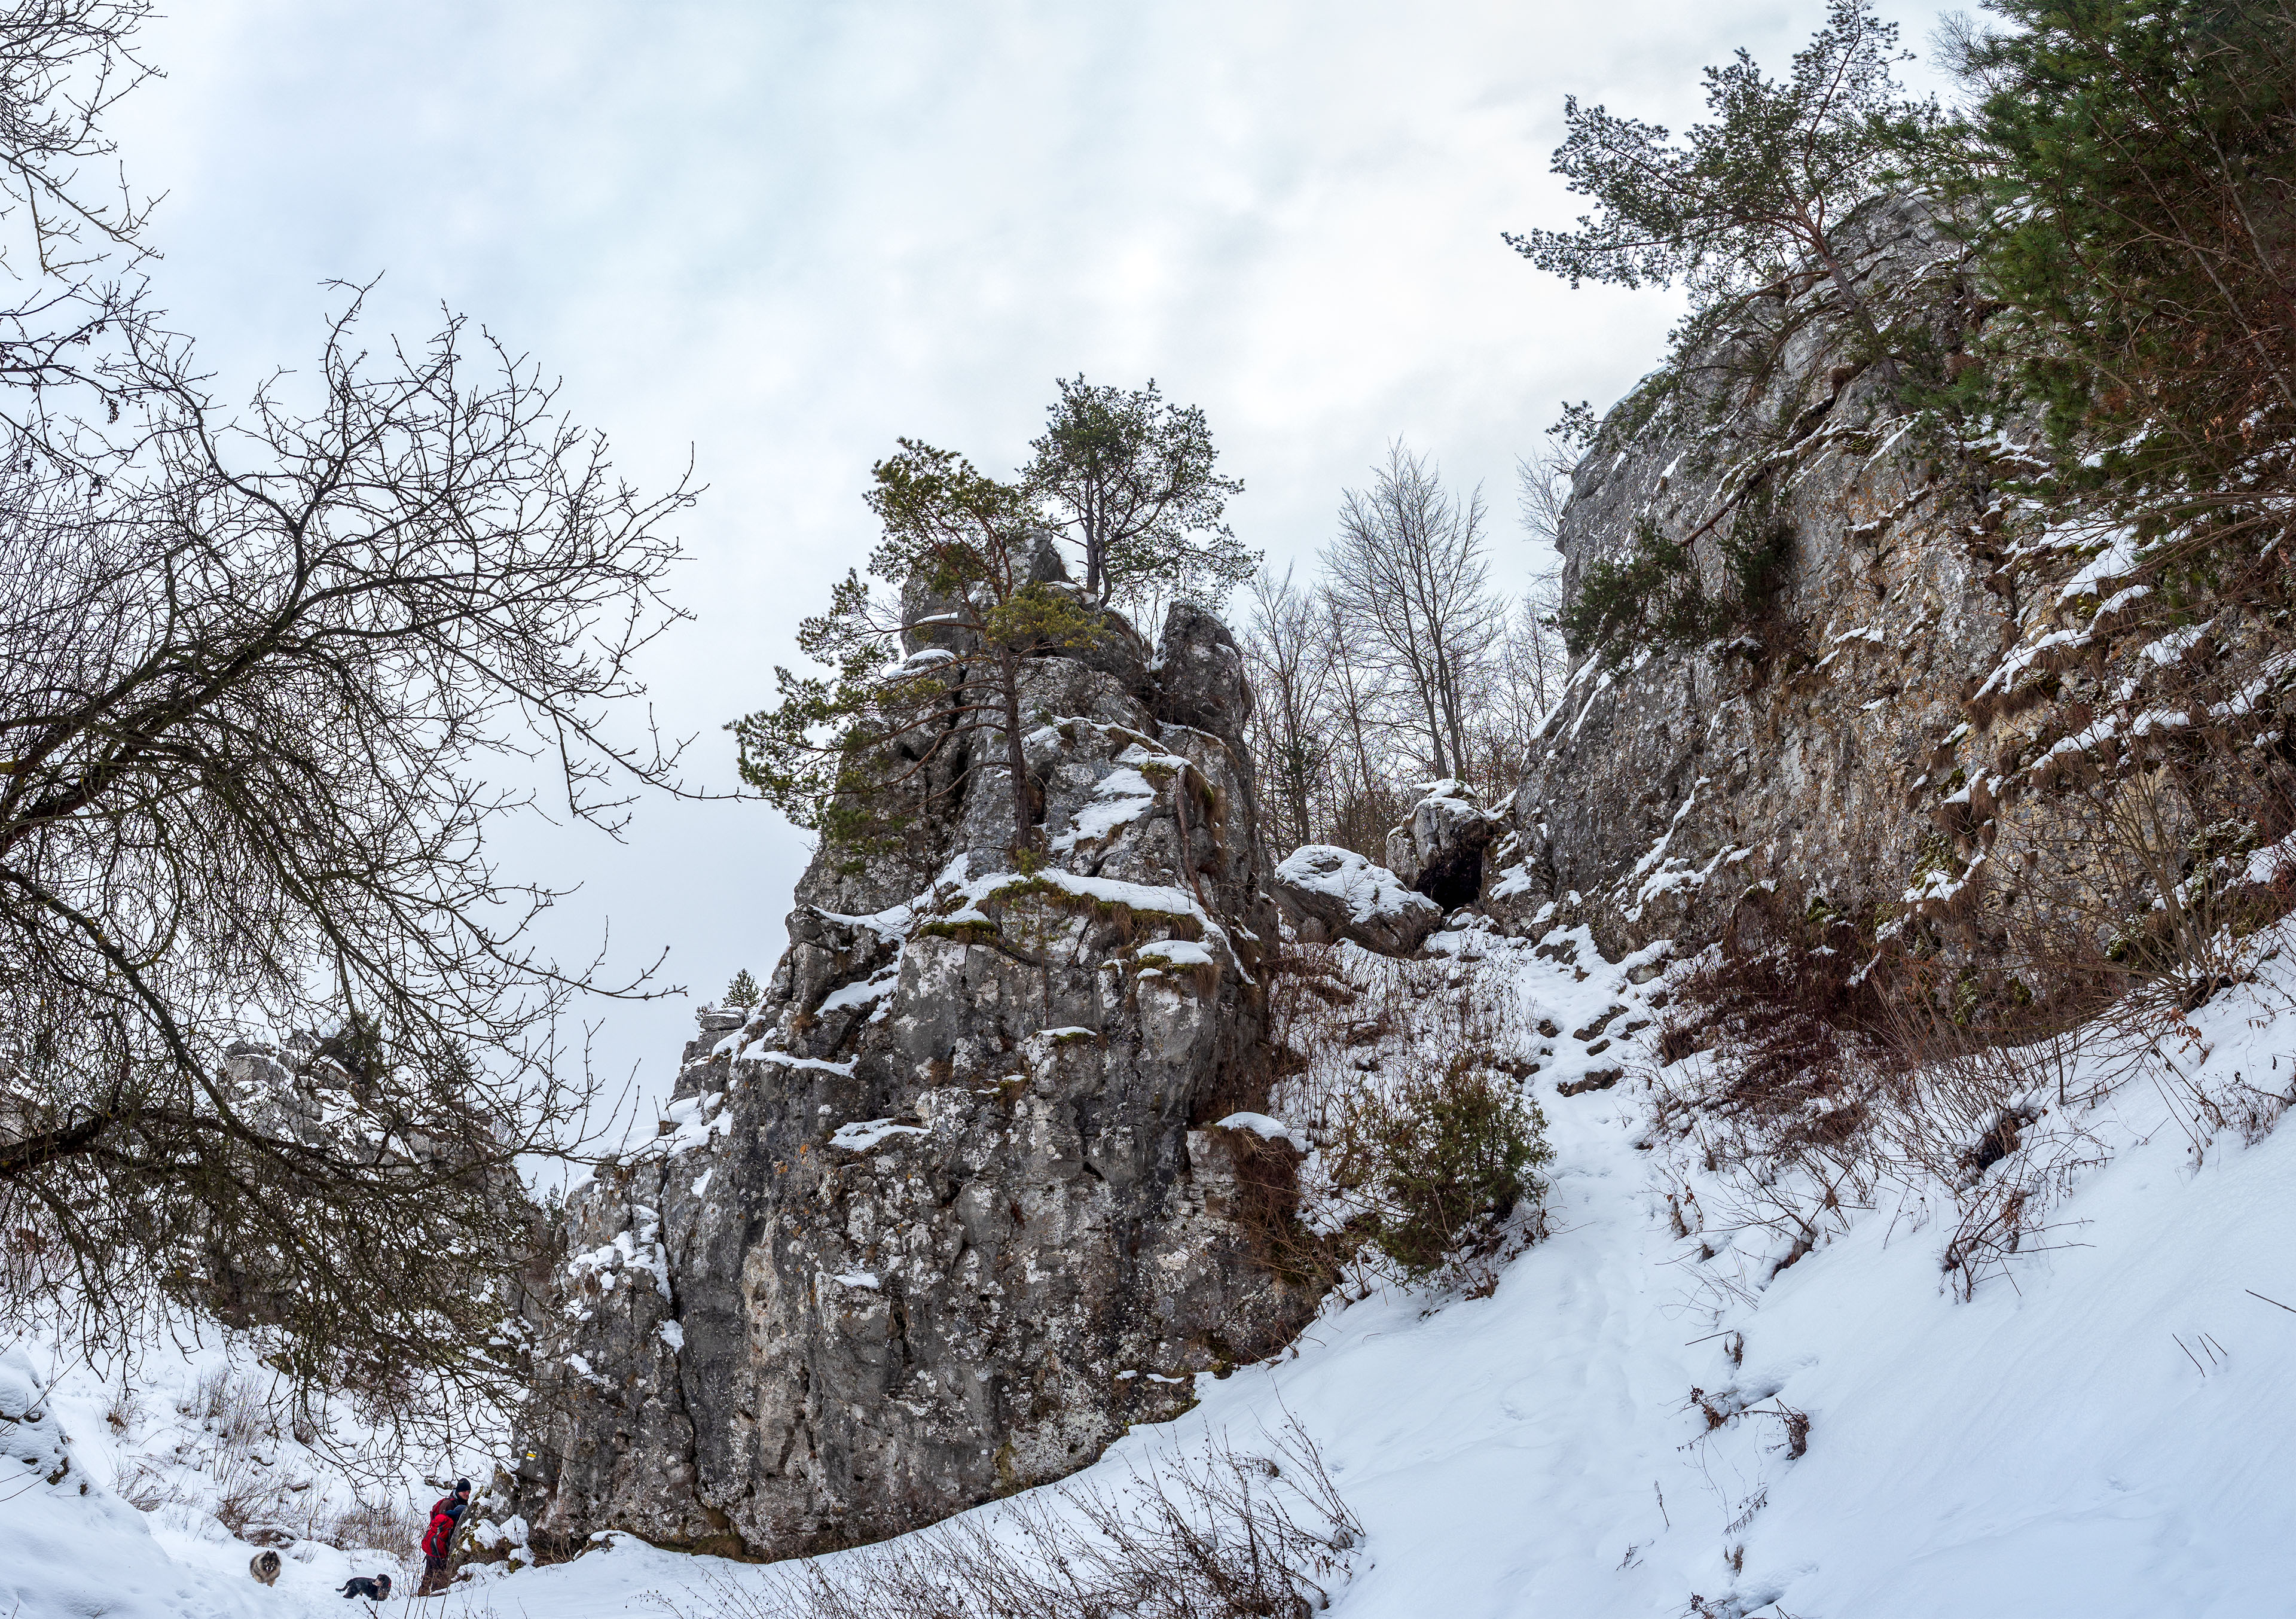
[1222,1129,1338,1292]
[1867,995,2104,1298]
[313,1493,426,1556]
[112,1364,422,1558]
[668,1422,1361,1619]
[1993,655,2296,1023]
[1651,903,1893,1188]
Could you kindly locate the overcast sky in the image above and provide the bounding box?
[112,0,1951,1131]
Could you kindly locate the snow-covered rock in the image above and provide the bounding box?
[1271,844,1442,955]
[1385,778,1503,910]
[1495,195,2296,981]
[503,603,1322,1562]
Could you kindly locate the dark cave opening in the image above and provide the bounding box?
[1416,849,1483,912]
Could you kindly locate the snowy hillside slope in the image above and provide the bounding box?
[4,1333,466,1619]
[20,923,2296,1618]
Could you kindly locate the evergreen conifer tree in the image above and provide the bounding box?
[731,440,1106,865]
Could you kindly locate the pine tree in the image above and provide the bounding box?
[1506,0,1941,349]
[1024,377,1253,611]
[1950,0,2296,568]
[731,440,1106,865]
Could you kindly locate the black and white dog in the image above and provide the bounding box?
[338,1574,393,1602]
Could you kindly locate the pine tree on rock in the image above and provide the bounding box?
[1506,0,1941,349]
[731,439,1107,866]
[1024,376,1253,611]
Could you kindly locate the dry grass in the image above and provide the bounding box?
[110,1365,423,1558]
[661,1421,1361,1619]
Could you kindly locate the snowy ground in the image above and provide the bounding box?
[12,923,2296,1618]
[5,1328,469,1619]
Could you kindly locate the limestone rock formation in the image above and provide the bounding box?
[1492,197,1996,954]
[1494,194,2296,983]
[1269,844,1442,955]
[1385,780,1503,910]
[502,605,1321,1561]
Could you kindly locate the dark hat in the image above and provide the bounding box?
[454,1478,471,1494]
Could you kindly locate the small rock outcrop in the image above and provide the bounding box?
[503,605,1322,1561]
[1385,780,1503,910]
[1270,844,1442,955]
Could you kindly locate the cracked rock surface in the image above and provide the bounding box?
[502,605,1322,1560]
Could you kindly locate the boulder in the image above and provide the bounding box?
[1271,844,1442,956]
[1149,601,1252,750]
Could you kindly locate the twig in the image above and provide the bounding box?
[2246,1288,2296,1315]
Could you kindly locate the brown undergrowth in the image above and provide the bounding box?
[1260,943,1553,1294]
[1649,864,2296,1300]
[663,1420,1362,1619]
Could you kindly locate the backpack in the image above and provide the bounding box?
[420,1505,457,1558]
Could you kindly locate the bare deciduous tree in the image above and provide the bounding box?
[1239,566,1332,860]
[0,0,695,1453]
[1323,442,1507,782]
[1514,445,1573,553]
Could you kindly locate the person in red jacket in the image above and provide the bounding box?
[417,1479,471,1594]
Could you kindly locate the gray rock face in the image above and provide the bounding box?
[1150,602,1253,751]
[1493,195,2292,978]
[1492,197,2010,953]
[1385,780,1503,910]
[1269,844,1442,955]
[504,606,1320,1561]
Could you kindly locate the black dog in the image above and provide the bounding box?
[338,1574,393,1602]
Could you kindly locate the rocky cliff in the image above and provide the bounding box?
[502,602,1321,1560]
[1490,195,2296,986]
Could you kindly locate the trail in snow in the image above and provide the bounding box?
[16,929,2296,1618]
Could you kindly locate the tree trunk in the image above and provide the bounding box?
[1417,679,1449,779]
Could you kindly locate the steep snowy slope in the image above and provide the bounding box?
[352,923,2296,1619]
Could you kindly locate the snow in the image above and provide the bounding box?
[3,1333,459,1619]
[927,862,1257,986]
[829,1117,932,1151]
[1049,764,1158,852]
[743,1050,859,1077]
[1274,844,1440,926]
[34,917,2296,1618]
[819,959,901,1013]
[1211,1111,1309,1152]
[1137,937,1216,968]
